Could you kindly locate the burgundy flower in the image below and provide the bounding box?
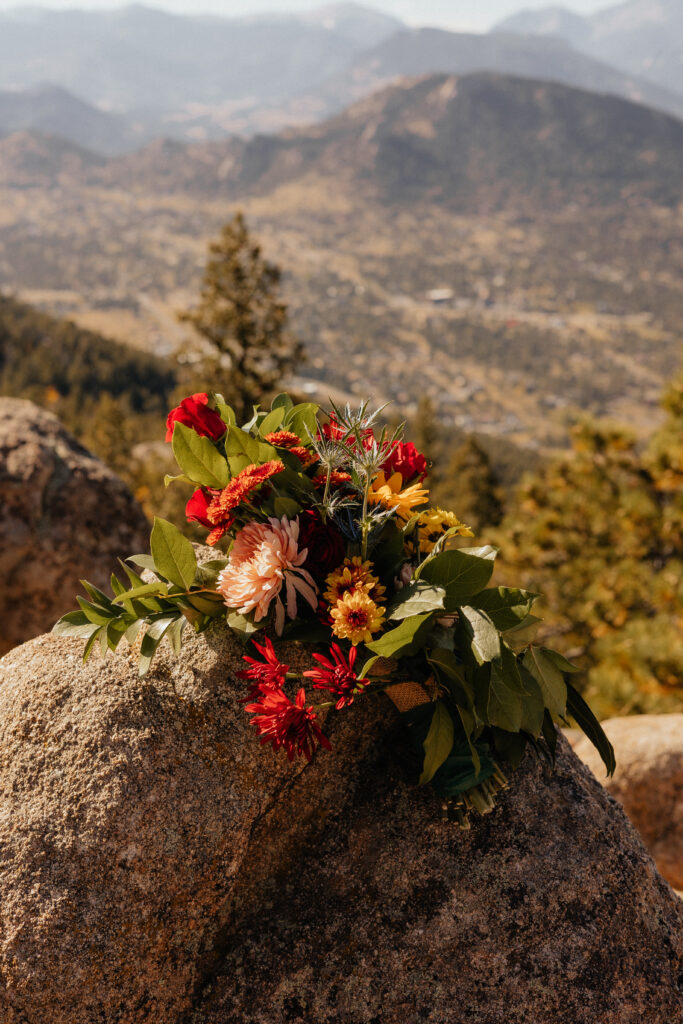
[185,488,217,529]
[382,441,428,483]
[165,392,227,443]
[303,643,365,710]
[238,638,289,699]
[297,510,345,582]
[245,686,331,763]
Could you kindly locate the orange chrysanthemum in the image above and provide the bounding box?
[313,469,352,488]
[330,590,385,645]
[265,430,301,448]
[205,460,284,545]
[289,445,319,469]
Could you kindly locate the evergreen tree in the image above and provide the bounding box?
[432,436,504,530]
[495,369,683,716]
[180,212,303,419]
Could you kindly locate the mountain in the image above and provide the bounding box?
[0,130,103,188]
[0,4,400,113]
[90,73,683,212]
[320,27,683,121]
[0,84,144,155]
[496,0,683,96]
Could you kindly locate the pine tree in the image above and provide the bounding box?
[432,436,504,530]
[180,212,303,419]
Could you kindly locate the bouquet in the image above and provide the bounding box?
[54,391,615,826]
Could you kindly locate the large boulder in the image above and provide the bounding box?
[0,625,681,1024]
[575,714,683,891]
[0,398,148,653]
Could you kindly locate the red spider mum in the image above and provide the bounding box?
[265,430,301,448]
[204,460,285,545]
[245,687,331,763]
[238,637,289,698]
[303,643,365,710]
[165,393,226,443]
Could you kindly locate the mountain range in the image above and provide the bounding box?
[0,2,681,154]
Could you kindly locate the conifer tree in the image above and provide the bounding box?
[180,212,303,419]
[432,436,504,530]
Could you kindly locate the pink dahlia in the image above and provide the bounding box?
[217,516,318,633]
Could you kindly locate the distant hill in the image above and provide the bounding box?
[86,73,683,212]
[496,0,683,96]
[0,85,143,155]
[0,130,103,188]
[320,27,683,122]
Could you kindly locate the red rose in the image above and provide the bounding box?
[298,510,345,582]
[165,393,226,443]
[185,488,215,529]
[382,441,428,483]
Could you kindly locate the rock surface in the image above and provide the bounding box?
[0,398,148,654]
[0,625,681,1024]
[575,714,683,891]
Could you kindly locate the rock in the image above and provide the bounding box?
[0,625,384,1024]
[574,714,683,891]
[0,398,148,654]
[0,626,681,1024]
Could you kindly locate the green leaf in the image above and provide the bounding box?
[258,407,286,436]
[367,612,435,658]
[212,393,236,426]
[487,660,524,732]
[426,648,474,709]
[52,610,100,640]
[127,554,157,573]
[172,422,229,488]
[523,646,568,718]
[79,580,114,610]
[471,587,538,631]
[166,617,186,656]
[542,709,558,761]
[186,593,225,617]
[456,704,481,775]
[227,610,262,638]
[83,627,104,661]
[566,682,616,776]
[273,496,302,518]
[386,582,446,621]
[517,666,545,738]
[358,654,380,679]
[501,613,543,651]
[419,701,455,785]
[77,597,116,625]
[150,517,197,590]
[138,616,177,677]
[462,545,498,561]
[272,392,294,414]
[224,425,277,474]
[287,403,319,441]
[163,472,193,488]
[541,648,581,674]
[417,549,494,608]
[112,581,169,605]
[459,606,501,664]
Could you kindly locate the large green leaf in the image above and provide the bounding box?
[386,582,446,621]
[523,646,568,718]
[419,701,454,785]
[150,517,197,590]
[541,648,581,674]
[417,549,494,608]
[172,422,229,488]
[486,660,524,732]
[112,582,169,605]
[367,612,435,658]
[258,407,286,436]
[426,648,474,709]
[52,610,100,641]
[566,683,616,776]
[287,403,319,441]
[224,425,277,474]
[138,615,177,677]
[459,606,501,664]
[471,587,538,631]
[518,666,545,738]
[501,613,543,652]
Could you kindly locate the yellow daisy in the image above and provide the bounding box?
[416,507,474,553]
[324,556,386,605]
[330,590,386,645]
[367,471,429,521]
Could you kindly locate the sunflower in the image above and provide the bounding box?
[416,508,474,553]
[330,590,385,645]
[367,470,429,521]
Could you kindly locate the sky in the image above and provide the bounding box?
[0,0,611,32]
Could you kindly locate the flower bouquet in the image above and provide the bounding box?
[54,391,615,825]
